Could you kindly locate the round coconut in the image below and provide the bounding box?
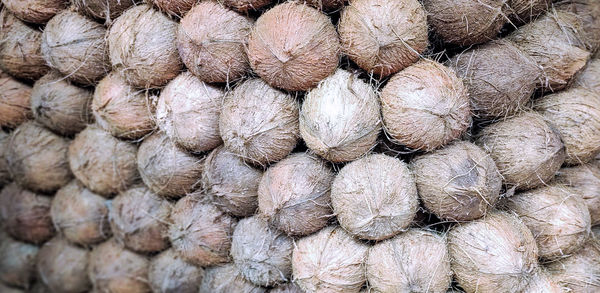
[381,60,471,151]
[522,270,562,293]
[575,58,600,91]
[36,237,91,293]
[247,2,340,91]
[300,69,380,162]
[88,239,150,293]
[304,0,345,11]
[72,0,135,22]
[69,126,138,196]
[367,229,452,293]
[508,0,551,23]
[547,239,600,293]
[447,211,539,293]
[156,72,224,152]
[202,146,262,217]
[0,183,54,244]
[0,131,10,186]
[50,180,110,245]
[1,0,67,24]
[92,72,155,140]
[0,232,38,289]
[30,72,93,136]
[137,132,204,198]
[331,154,419,241]
[292,226,369,293]
[222,0,272,13]
[0,75,32,129]
[258,153,334,236]
[557,0,600,53]
[270,283,303,293]
[338,0,427,77]
[168,196,236,267]
[108,4,182,88]
[231,216,293,287]
[475,112,565,191]
[554,164,600,225]
[148,249,204,293]
[448,40,541,119]
[200,263,267,293]
[411,141,502,221]
[109,185,171,253]
[220,79,299,166]
[41,10,109,85]
[146,0,198,16]
[6,122,72,193]
[177,2,252,84]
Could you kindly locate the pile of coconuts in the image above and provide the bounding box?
[0,0,599,292]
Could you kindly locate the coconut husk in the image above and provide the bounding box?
[554,164,600,225]
[0,232,37,289]
[36,236,91,293]
[148,249,204,293]
[547,239,600,292]
[199,263,267,293]
[221,0,272,13]
[147,0,198,16]
[507,0,551,24]
[0,183,54,244]
[556,0,600,53]
[2,0,67,24]
[72,0,135,22]
[574,58,600,91]
[0,131,10,186]
[0,75,32,129]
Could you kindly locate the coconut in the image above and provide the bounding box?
[168,196,236,267]
[0,183,54,244]
[338,0,427,77]
[219,79,299,166]
[149,249,204,293]
[575,58,600,91]
[109,185,171,253]
[41,10,110,85]
[304,0,345,11]
[222,0,272,13]
[177,2,252,84]
[557,0,600,53]
[448,40,541,119]
[554,164,600,225]
[0,283,25,293]
[1,0,67,24]
[146,0,198,16]
[199,263,267,293]
[381,60,471,151]
[108,4,183,88]
[6,122,72,193]
[475,112,565,191]
[522,270,562,293]
[547,239,600,292]
[202,146,262,217]
[30,72,93,136]
[36,237,91,293]
[69,126,138,196]
[448,211,539,293]
[270,283,303,293]
[156,72,224,152]
[508,0,551,23]
[0,232,38,289]
[0,75,32,129]
[72,0,135,21]
[411,141,502,221]
[0,131,9,186]
[50,180,111,245]
[258,153,334,236]
[293,226,369,293]
[137,132,204,198]
[88,239,150,293]
[247,2,340,91]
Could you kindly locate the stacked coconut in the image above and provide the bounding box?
[0,0,598,292]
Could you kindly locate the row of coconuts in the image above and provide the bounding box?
[0,0,599,292]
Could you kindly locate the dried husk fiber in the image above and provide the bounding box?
[222,0,272,13]
[547,239,600,292]
[36,236,91,293]
[574,58,600,91]
[0,183,54,244]
[0,75,33,128]
[0,232,38,289]
[148,248,204,293]
[72,0,136,21]
[199,263,267,293]
[554,163,600,225]
[1,0,67,24]
[146,0,198,17]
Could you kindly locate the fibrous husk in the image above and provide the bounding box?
[146,0,198,16]
[554,163,600,225]
[508,0,551,24]
[149,248,204,293]
[72,0,136,22]
[338,0,428,77]
[521,270,562,293]
[381,60,471,151]
[36,236,91,293]
[222,0,272,13]
[247,2,340,91]
[547,239,600,293]
[177,2,252,84]
[304,0,345,11]
[1,0,67,24]
[0,131,10,186]
[0,183,54,244]
[0,75,32,128]
[574,58,600,91]
[557,0,600,53]
[199,263,267,293]
[270,283,303,293]
[0,232,37,289]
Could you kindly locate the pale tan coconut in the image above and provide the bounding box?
[0,232,38,289]
[270,283,303,293]
[557,0,600,53]
[0,75,32,129]
[521,270,562,293]
[148,249,204,293]
[36,237,91,293]
[146,0,198,16]
[554,164,600,225]
[575,58,600,91]
[0,183,54,244]
[547,239,600,293]
[508,0,551,23]
[72,0,136,21]
[0,131,10,186]
[199,263,267,293]
[1,0,67,24]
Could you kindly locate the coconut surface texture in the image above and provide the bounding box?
[177,2,252,84]
[108,4,183,88]
[554,164,600,225]
[521,270,562,293]
[547,239,600,292]
[72,0,135,22]
[1,0,67,24]
[338,0,428,77]
[157,72,224,152]
[448,211,539,293]
[222,0,272,13]
[0,281,28,293]
[199,263,267,293]
[475,112,565,191]
[0,75,32,129]
[0,183,54,244]
[220,78,299,166]
[381,60,470,151]
[575,58,600,91]
[270,283,303,293]
[508,0,551,23]
[247,2,340,91]
[0,131,10,186]
[146,0,198,16]
[51,180,110,245]
[305,0,345,11]
[149,249,204,293]
[0,232,38,289]
[36,237,91,293]
[557,0,600,53]
[300,69,380,162]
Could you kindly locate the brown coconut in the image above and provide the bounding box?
[199,263,267,293]
[108,4,183,88]
[149,249,204,293]
[0,75,32,129]
[30,72,93,136]
[338,0,428,77]
[381,60,471,151]
[304,0,345,11]
[219,79,299,166]
[448,40,541,119]
[547,239,600,293]
[557,0,600,53]
[146,0,198,16]
[110,185,171,253]
[0,131,10,186]
[0,232,38,289]
[270,283,303,293]
[231,216,293,287]
[258,153,334,236]
[0,183,54,244]
[72,0,136,21]
[247,2,340,91]
[88,239,150,293]
[41,10,109,85]
[6,122,72,193]
[177,2,252,84]
[202,146,262,217]
[1,0,67,24]
[554,164,600,225]
[51,180,110,245]
[522,270,562,293]
[137,132,204,198]
[36,237,91,293]
[69,126,138,196]
[293,226,369,293]
[475,112,566,191]
[575,58,600,91]
[508,0,551,23]
[300,69,380,162]
[448,211,539,293]
[222,0,272,13]
[411,141,502,222]
[168,196,236,267]
[156,72,224,152]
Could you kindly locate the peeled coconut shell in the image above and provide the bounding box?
[547,239,600,293]
[0,183,54,244]
[149,249,204,293]
[199,263,267,293]
[0,232,37,289]
[36,237,91,293]
[508,0,551,23]
[1,0,67,24]
[557,0,600,53]
[146,0,198,16]
[575,58,600,91]
[72,0,135,22]
[0,75,32,129]
[0,131,10,186]
[554,163,600,225]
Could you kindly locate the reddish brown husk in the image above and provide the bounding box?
[0,183,54,244]
[305,0,345,11]
[148,249,204,293]
[0,75,32,129]
[36,237,91,293]
[72,0,135,21]
[0,232,38,289]
[146,0,198,16]
[1,0,68,24]
[508,0,551,23]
